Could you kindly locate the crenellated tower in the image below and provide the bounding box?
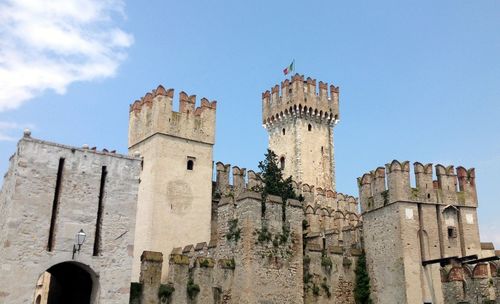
[128,85,216,282]
[262,74,340,191]
[358,160,482,304]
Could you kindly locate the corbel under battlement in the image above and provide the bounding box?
[262,74,339,127]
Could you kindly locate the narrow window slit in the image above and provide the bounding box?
[48,158,65,251]
[93,166,107,256]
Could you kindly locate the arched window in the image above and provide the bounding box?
[280,157,285,170]
[308,124,312,131]
[282,128,286,135]
[187,160,194,170]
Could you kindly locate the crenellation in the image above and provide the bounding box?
[385,160,411,204]
[262,74,339,128]
[456,166,478,207]
[436,164,458,205]
[2,73,497,304]
[129,86,216,148]
[358,160,479,213]
[232,166,246,196]
[215,161,231,195]
[414,162,435,202]
[246,170,262,190]
[371,166,386,209]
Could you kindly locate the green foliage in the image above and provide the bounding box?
[220,258,235,269]
[258,149,297,218]
[129,282,142,303]
[482,300,495,304]
[321,255,333,269]
[304,272,313,284]
[279,222,290,244]
[321,280,332,298]
[354,252,372,304]
[186,278,200,300]
[256,224,272,243]
[158,284,175,301]
[225,219,241,242]
[198,258,214,268]
[312,283,320,296]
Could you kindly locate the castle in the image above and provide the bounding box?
[0,74,498,304]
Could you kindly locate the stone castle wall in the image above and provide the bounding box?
[134,162,362,304]
[0,134,141,304]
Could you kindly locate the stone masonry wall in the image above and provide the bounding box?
[359,160,493,304]
[128,86,216,282]
[263,75,339,191]
[0,135,141,304]
[135,161,362,304]
[160,192,304,304]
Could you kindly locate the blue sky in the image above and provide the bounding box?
[0,0,499,246]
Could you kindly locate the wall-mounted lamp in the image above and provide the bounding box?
[72,229,86,259]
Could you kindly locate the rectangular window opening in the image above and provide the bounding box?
[447,226,457,239]
[48,158,65,251]
[93,166,107,256]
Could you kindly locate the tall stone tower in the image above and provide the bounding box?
[262,74,339,190]
[128,86,216,281]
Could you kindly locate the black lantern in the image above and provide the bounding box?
[72,229,86,259]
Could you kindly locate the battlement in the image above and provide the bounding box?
[128,85,217,148]
[261,74,339,127]
[358,160,478,213]
[214,161,357,213]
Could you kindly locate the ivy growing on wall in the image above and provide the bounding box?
[158,284,175,303]
[354,251,372,304]
[129,282,142,304]
[225,219,241,242]
[186,278,200,300]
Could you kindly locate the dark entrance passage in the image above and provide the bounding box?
[45,262,93,304]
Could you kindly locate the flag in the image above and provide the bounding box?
[283,60,295,75]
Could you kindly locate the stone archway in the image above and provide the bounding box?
[36,262,95,304]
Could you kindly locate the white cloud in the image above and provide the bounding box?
[0,121,34,141]
[0,0,133,111]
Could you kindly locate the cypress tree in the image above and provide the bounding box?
[258,149,297,219]
[354,251,372,304]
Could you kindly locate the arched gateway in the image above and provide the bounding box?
[35,262,96,304]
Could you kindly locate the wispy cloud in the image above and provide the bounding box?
[0,121,34,141]
[0,0,133,111]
